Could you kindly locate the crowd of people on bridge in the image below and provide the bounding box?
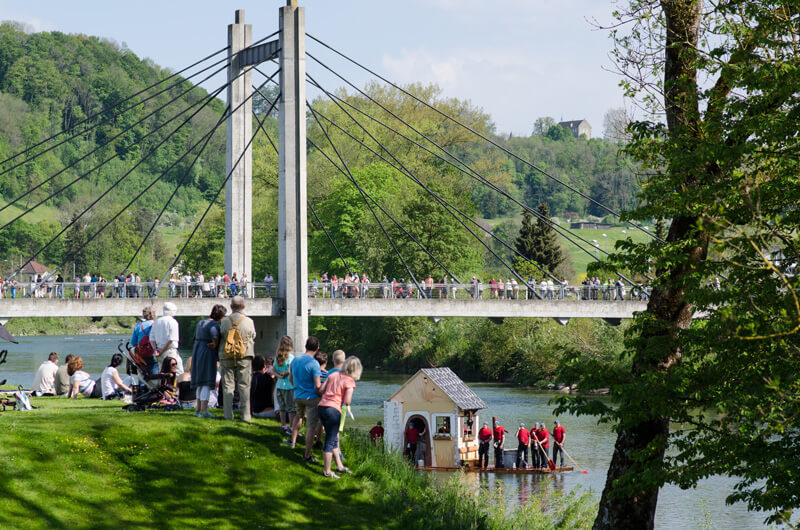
[1,267,652,302]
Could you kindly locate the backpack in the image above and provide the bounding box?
[15,388,32,411]
[136,323,156,358]
[224,315,248,360]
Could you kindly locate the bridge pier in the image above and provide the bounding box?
[225,10,253,289]
[277,3,308,350]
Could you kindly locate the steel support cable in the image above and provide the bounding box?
[9,81,228,281]
[304,37,660,243]
[51,106,229,284]
[306,102,424,296]
[0,61,230,220]
[309,199,353,276]
[0,45,229,171]
[159,110,266,292]
[303,72,643,287]
[0,30,279,174]
[249,102,352,276]
[125,68,282,274]
[123,106,230,274]
[252,80,462,285]
[300,73,555,284]
[307,131,460,286]
[303,95,544,297]
[0,53,233,185]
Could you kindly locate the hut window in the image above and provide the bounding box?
[435,416,451,435]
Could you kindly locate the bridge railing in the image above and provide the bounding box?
[0,281,276,300]
[0,281,652,302]
[308,282,651,301]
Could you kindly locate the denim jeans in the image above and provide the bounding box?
[317,405,342,453]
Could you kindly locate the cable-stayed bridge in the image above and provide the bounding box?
[0,3,656,352]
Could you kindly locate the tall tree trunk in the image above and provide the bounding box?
[593,1,704,528]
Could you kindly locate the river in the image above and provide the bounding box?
[2,334,768,529]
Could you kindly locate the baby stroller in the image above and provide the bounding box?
[119,341,181,412]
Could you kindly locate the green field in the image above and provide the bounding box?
[0,200,61,227]
[0,397,594,529]
[557,224,652,279]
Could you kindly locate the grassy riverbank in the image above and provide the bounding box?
[0,398,594,529]
[5,317,136,337]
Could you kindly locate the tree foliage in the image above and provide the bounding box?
[515,203,567,276]
[557,1,800,527]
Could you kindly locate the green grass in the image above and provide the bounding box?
[0,398,393,529]
[0,200,60,226]
[558,224,651,278]
[0,398,596,529]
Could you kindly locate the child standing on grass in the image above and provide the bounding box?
[273,336,295,435]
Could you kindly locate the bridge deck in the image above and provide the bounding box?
[0,298,646,320]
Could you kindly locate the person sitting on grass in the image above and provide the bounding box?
[67,356,95,399]
[54,354,73,397]
[317,356,362,479]
[160,356,179,391]
[101,353,132,400]
[31,352,59,396]
[251,355,276,418]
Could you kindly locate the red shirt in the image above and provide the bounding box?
[537,428,550,448]
[478,427,492,442]
[406,426,419,444]
[493,425,506,441]
[553,425,565,444]
[370,425,384,440]
[517,428,530,445]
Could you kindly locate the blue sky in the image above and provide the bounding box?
[0,0,626,136]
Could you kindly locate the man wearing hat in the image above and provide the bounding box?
[151,301,182,375]
[477,422,492,469]
[552,420,566,468]
[369,421,384,444]
[531,423,541,469]
[493,420,507,468]
[514,422,530,469]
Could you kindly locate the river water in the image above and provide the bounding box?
[2,334,768,529]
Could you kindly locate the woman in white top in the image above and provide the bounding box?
[101,353,132,399]
[67,357,95,399]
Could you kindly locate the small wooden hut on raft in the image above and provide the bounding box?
[384,367,487,467]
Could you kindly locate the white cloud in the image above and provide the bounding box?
[380,43,622,135]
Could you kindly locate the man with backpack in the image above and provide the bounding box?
[218,295,256,422]
[131,307,157,375]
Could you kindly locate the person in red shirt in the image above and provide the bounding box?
[552,420,566,467]
[514,423,530,468]
[535,423,550,468]
[493,421,507,468]
[369,421,384,444]
[531,423,542,468]
[477,422,492,468]
[405,423,419,463]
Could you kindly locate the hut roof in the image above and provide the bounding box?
[420,368,487,411]
[20,261,48,275]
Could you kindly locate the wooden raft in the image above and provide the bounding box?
[417,465,574,474]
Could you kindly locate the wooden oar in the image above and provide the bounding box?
[559,443,587,474]
[533,437,556,470]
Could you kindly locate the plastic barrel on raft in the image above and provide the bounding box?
[503,449,516,468]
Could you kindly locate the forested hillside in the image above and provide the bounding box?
[0,22,226,277]
[0,23,639,283]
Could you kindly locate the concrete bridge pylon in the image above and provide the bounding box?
[225,5,308,354]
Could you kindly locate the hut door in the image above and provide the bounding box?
[404,415,432,466]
